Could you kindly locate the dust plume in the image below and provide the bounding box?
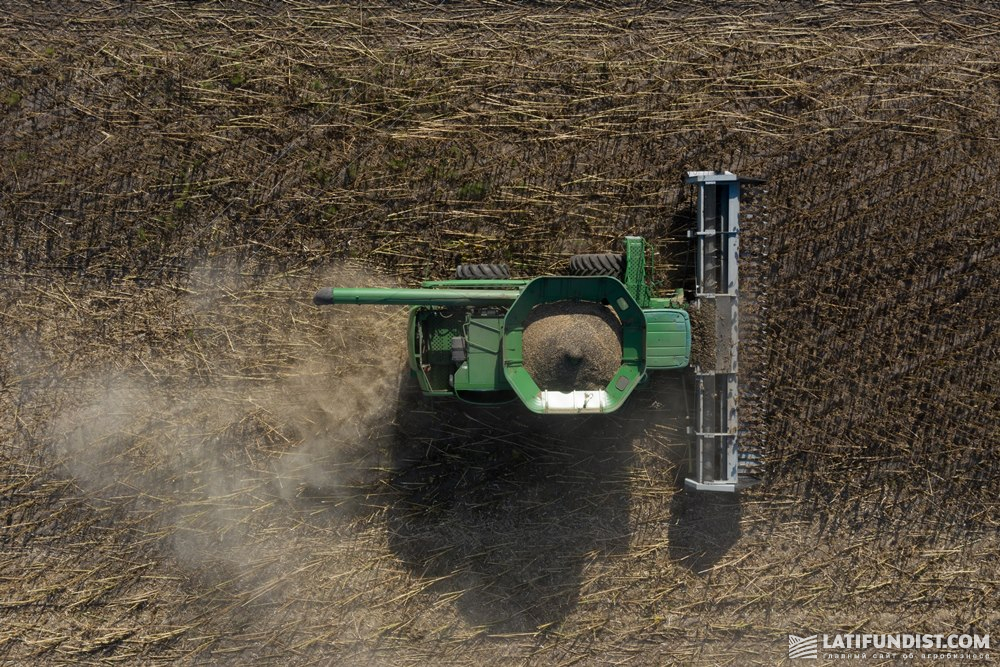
[50,262,407,580]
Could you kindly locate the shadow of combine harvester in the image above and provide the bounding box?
[383,372,649,631]
[380,369,741,631]
[385,394,628,630]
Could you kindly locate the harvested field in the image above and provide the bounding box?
[2,1,999,665]
[521,301,622,391]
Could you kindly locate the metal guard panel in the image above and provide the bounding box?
[452,314,509,392]
[644,308,690,369]
[623,236,651,308]
[684,479,736,492]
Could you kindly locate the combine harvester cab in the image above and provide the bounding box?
[313,171,759,491]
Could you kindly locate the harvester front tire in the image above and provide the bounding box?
[455,263,511,280]
[569,253,624,278]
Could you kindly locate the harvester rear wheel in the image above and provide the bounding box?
[569,253,624,278]
[455,263,511,280]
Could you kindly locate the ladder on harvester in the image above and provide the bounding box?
[684,171,761,492]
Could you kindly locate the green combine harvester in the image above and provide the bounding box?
[314,171,758,491]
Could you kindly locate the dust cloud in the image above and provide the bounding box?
[50,263,407,582]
